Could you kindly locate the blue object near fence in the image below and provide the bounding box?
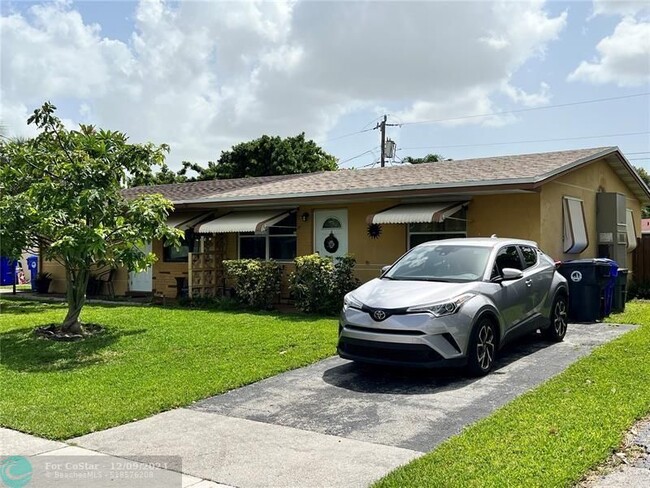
[600,258,618,317]
[27,256,38,291]
[0,256,17,286]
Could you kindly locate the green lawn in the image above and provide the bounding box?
[0,299,337,440]
[375,301,650,488]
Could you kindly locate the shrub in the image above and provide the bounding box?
[290,254,360,315]
[627,280,650,300]
[223,259,282,310]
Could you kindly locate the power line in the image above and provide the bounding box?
[398,130,650,152]
[339,147,379,166]
[398,92,650,127]
[322,127,375,144]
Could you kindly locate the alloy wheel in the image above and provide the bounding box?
[476,322,495,371]
[553,299,568,337]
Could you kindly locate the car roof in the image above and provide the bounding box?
[416,237,539,249]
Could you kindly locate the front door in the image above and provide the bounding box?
[128,242,153,292]
[314,209,348,259]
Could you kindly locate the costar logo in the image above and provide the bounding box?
[373,310,387,321]
[0,456,32,488]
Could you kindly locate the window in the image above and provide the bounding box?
[495,246,523,272]
[626,209,637,252]
[519,246,537,269]
[163,234,199,263]
[563,197,588,254]
[238,213,297,261]
[408,207,467,248]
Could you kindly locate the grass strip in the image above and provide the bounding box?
[0,299,337,440]
[375,301,650,488]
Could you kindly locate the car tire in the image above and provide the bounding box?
[544,295,568,342]
[467,318,497,377]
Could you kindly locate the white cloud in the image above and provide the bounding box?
[592,0,650,17]
[502,82,551,108]
[569,16,650,86]
[1,0,567,166]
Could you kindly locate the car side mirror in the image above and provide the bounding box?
[380,265,391,276]
[501,268,524,281]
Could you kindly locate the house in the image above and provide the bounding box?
[642,219,650,234]
[41,146,650,299]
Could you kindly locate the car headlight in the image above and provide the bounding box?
[343,293,363,312]
[406,293,476,317]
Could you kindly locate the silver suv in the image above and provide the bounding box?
[338,238,568,375]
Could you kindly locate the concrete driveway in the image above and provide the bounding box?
[73,323,633,488]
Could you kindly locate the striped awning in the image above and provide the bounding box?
[367,202,466,225]
[194,210,291,234]
[166,212,212,231]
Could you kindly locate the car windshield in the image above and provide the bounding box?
[384,244,491,283]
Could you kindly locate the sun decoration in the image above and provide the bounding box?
[367,223,382,239]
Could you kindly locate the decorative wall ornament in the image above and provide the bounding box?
[367,223,382,239]
[324,232,339,253]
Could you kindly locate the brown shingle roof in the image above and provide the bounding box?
[122,173,303,201]
[211,147,614,200]
[125,147,649,205]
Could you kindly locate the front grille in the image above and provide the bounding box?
[338,338,442,364]
[346,325,425,336]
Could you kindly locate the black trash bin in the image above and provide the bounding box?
[175,277,188,299]
[558,259,617,322]
[612,268,629,314]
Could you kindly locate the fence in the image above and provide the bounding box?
[633,234,650,283]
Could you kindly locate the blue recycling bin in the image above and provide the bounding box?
[0,257,17,285]
[27,256,39,291]
[600,259,618,317]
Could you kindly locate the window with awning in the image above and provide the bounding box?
[367,202,467,225]
[563,197,588,254]
[368,202,467,248]
[163,212,212,262]
[194,210,292,234]
[627,209,637,252]
[194,210,297,261]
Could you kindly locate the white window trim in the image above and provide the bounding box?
[563,196,589,254]
[626,209,638,252]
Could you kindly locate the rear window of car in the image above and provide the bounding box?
[520,246,537,269]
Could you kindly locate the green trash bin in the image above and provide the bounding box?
[612,268,628,313]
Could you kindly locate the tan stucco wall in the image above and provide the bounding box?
[298,201,408,283]
[467,193,542,243]
[540,159,643,270]
[41,259,129,296]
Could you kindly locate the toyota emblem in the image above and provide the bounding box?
[373,310,386,321]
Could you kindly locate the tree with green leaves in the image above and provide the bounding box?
[0,103,182,334]
[402,153,446,164]
[183,133,337,181]
[636,166,650,218]
[127,162,188,187]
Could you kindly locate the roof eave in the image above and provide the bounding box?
[170,179,539,206]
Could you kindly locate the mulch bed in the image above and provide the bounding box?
[34,323,105,342]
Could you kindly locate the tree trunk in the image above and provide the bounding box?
[61,268,89,334]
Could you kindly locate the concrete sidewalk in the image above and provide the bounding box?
[589,420,650,488]
[0,428,229,488]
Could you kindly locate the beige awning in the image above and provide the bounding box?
[367,202,466,225]
[167,212,213,231]
[195,210,291,234]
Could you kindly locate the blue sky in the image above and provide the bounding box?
[1,0,649,172]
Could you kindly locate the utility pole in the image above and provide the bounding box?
[379,115,387,167]
[374,115,399,167]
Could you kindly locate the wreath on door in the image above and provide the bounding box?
[324,232,339,253]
